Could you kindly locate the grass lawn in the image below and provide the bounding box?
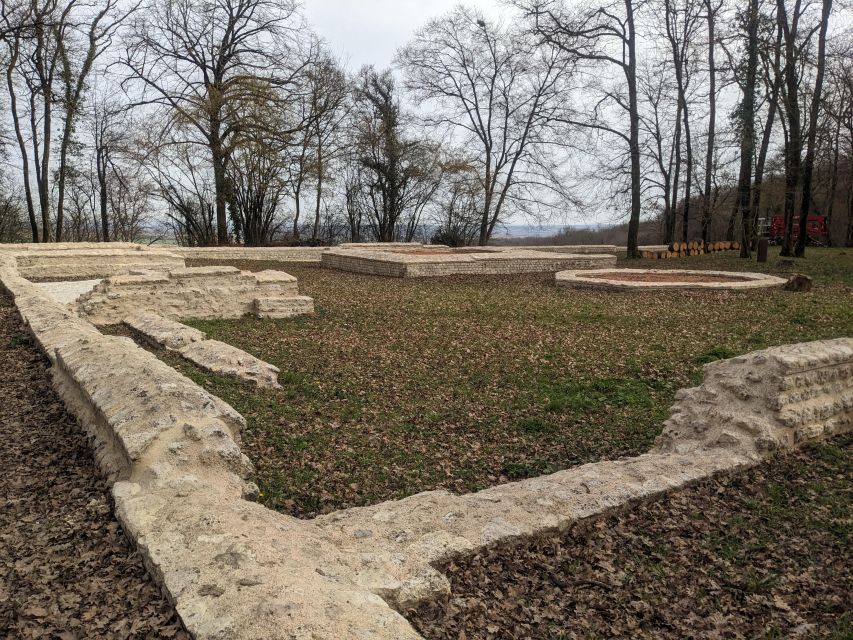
[144,247,853,518]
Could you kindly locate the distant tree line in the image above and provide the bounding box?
[0,0,849,258]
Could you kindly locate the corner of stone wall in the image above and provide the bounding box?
[653,338,853,457]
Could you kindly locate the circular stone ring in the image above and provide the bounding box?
[555,268,789,291]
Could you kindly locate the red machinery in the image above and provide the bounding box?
[768,214,828,245]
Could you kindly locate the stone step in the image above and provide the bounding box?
[178,339,281,389]
[123,312,206,350]
[253,296,314,319]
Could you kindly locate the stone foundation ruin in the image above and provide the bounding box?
[322,243,617,277]
[0,242,850,639]
[76,265,313,325]
[556,268,788,290]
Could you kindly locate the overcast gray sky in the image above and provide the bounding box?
[304,0,508,70]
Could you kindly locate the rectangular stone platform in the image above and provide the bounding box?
[321,245,617,277]
[77,267,313,325]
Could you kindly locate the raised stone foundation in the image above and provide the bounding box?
[1,246,850,640]
[12,248,186,280]
[77,266,313,325]
[322,245,617,277]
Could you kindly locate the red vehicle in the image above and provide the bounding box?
[769,214,828,246]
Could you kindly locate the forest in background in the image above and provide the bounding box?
[0,0,850,257]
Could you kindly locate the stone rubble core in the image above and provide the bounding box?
[76,266,314,325]
[123,312,282,389]
[322,244,618,277]
[555,268,789,290]
[2,246,851,640]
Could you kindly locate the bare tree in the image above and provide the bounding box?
[400,6,576,246]
[638,59,681,244]
[700,0,722,246]
[735,0,760,258]
[121,0,303,245]
[347,66,440,242]
[519,0,644,257]
[307,55,349,241]
[54,0,137,241]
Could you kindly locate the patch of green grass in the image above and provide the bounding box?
[542,378,656,413]
[695,346,738,365]
[517,416,558,434]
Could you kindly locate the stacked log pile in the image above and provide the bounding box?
[640,241,741,260]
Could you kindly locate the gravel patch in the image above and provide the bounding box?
[34,279,102,305]
[0,291,188,640]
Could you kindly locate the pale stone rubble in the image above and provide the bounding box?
[77,266,314,325]
[1,244,851,640]
[555,268,789,290]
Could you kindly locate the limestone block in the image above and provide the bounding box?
[77,267,313,325]
[253,295,315,318]
[653,338,853,455]
[178,340,281,389]
[124,312,207,350]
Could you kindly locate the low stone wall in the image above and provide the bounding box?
[77,266,313,325]
[322,247,617,277]
[1,246,850,640]
[166,246,328,263]
[12,248,185,280]
[124,312,282,389]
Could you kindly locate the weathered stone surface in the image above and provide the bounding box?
[124,312,207,350]
[253,295,315,318]
[322,245,617,278]
[178,339,281,389]
[11,247,185,280]
[653,338,853,455]
[77,267,312,325]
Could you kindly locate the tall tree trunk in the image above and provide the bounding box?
[312,144,323,241]
[55,121,72,242]
[97,147,109,241]
[824,113,841,247]
[668,100,683,248]
[794,0,832,257]
[210,120,228,246]
[625,0,642,259]
[750,21,783,249]
[702,0,717,248]
[738,0,759,258]
[5,40,39,241]
[30,88,52,242]
[680,111,693,244]
[778,0,803,258]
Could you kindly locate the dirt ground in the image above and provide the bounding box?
[0,291,187,640]
[406,436,852,640]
